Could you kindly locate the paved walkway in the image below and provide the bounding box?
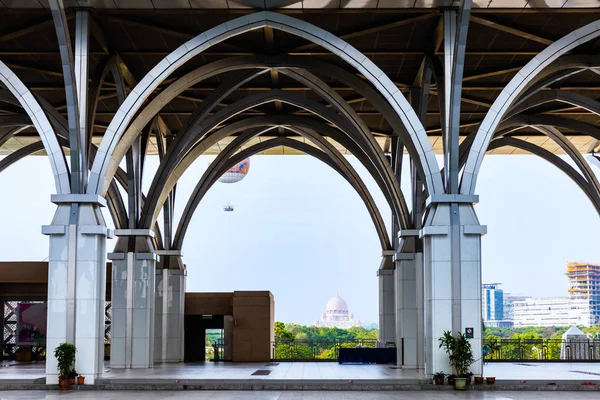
[0,391,598,399]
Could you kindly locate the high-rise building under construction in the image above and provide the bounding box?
[566,262,600,326]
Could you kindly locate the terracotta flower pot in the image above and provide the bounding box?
[474,376,484,385]
[68,378,75,386]
[77,376,85,385]
[434,378,444,385]
[465,376,472,385]
[448,376,456,385]
[486,377,496,385]
[59,379,70,390]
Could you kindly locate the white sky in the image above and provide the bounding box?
[0,154,598,326]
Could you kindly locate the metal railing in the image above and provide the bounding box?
[483,338,600,362]
[272,339,379,361]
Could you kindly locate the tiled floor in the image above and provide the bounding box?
[4,361,600,382]
[0,391,598,399]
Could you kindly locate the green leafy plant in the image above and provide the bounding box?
[438,331,474,377]
[54,343,76,380]
[433,371,446,379]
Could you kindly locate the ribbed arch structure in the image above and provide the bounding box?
[461,19,600,195]
[0,60,70,194]
[88,10,442,197]
[172,131,392,251]
[488,137,600,214]
[139,90,411,233]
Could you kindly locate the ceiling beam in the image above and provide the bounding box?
[469,15,554,46]
[292,12,438,52]
[0,16,73,42]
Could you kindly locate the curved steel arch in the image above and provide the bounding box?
[108,55,431,196]
[140,91,409,230]
[0,125,29,148]
[461,19,600,195]
[172,125,392,251]
[498,114,600,142]
[507,89,600,120]
[175,136,393,250]
[88,10,442,197]
[0,138,129,230]
[488,137,600,214]
[0,61,70,193]
[532,125,600,200]
[514,55,600,105]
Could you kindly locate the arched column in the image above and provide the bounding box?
[488,138,600,214]
[172,125,392,252]
[88,10,442,197]
[461,19,600,195]
[0,61,70,193]
[140,92,410,233]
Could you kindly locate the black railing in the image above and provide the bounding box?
[483,338,600,362]
[272,339,379,361]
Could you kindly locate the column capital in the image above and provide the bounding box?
[114,229,155,238]
[376,269,394,276]
[155,250,183,257]
[463,225,487,236]
[425,194,479,207]
[398,229,420,238]
[51,194,106,207]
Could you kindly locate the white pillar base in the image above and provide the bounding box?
[395,252,424,369]
[423,203,483,377]
[109,252,156,369]
[154,268,185,363]
[377,263,396,345]
[44,201,110,385]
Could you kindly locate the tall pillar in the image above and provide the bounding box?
[43,195,110,384]
[378,252,396,345]
[395,233,424,369]
[108,230,156,369]
[154,252,185,364]
[422,200,484,376]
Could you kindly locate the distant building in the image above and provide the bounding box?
[507,262,600,328]
[512,297,595,327]
[566,262,600,325]
[481,284,514,328]
[315,292,362,329]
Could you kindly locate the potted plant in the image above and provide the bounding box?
[439,331,474,391]
[464,371,474,385]
[54,343,76,390]
[433,371,446,385]
[67,370,77,386]
[447,374,456,386]
[77,374,85,385]
[474,375,484,384]
[486,376,496,385]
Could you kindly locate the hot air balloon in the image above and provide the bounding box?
[218,158,250,184]
[218,158,250,211]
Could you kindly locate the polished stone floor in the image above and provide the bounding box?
[0,391,599,399]
[3,361,600,382]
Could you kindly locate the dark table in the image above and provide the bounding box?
[338,347,397,364]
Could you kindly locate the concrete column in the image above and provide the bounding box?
[154,260,185,364]
[422,201,484,376]
[395,250,424,369]
[43,195,111,384]
[378,252,396,345]
[108,230,156,369]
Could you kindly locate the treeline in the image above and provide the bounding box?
[484,325,600,340]
[275,322,379,341]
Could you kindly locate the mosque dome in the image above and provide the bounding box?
[326,292,348,312]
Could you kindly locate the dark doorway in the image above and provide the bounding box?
[184,314,224,362]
